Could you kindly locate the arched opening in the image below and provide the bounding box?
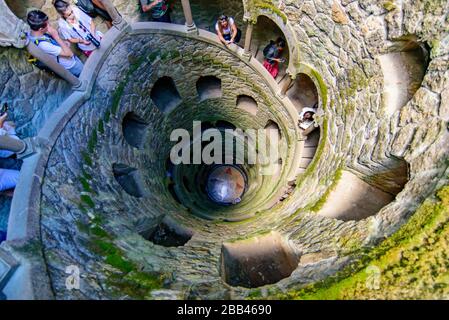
[140,216,193,247]
[215,120,236,130]
[122,112,149,149]
[264,120,281,140]
[378,38,429,116]
[318,159,409,221]
[112,164,147,198]
[150,76,182,114]
[220,232,299,288]
[286,73,319,113]
[252,15,290,82]
[196,76,222,101]
[236,95,258,116]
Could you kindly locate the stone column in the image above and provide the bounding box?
[26,41,81,88]
[0,136,26,154]
[180,0,197,33]
[98,0,127,30]
[0,0,29,48]
[243,23,254,57]
[280,75,294,96]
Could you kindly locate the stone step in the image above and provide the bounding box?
[302,146,317,158]
[299,157,313,168]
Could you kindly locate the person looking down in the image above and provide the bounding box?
[55,0,103,57]
[262,37,286,78]
[74,0,113,29]
[215,15,242,46]
[26,10,84,77]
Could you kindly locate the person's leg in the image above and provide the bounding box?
[0,230,6,243]
[0,158,22,171]
[223,33,231,42]
[93,6,113,28]
[67,56,84,77]
[0,169,19,192]
[271,61,279,78]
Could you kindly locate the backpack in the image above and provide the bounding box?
[74,0,96,16]
[263,40,275,58]
[26,35,60,74]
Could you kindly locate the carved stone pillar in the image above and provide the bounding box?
[243,23,254,56]
[98,0,128,30]
[26,41,82,88]
[280,75,294,96]
[181,0,197,33]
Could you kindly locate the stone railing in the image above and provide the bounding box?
[0,21,305,300]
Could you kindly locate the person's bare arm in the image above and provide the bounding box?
[47,25,74,58]
[217,30,227,45]
[0,113,7,129]
[230,23,238,43]
[66,37,91,45]
[142,0,163,12]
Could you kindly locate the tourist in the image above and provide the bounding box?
[74,0,113,29]
[0,111,19,159]
[0,111,22,196]
[54,0,103,57]
[140,0,171,23]
[298,107,316,130]
[215,15,242,46]
[27,10,84,77]
[263,37,286,78]
[0,112,20,196]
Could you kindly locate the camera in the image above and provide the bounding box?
[86,33,100,48]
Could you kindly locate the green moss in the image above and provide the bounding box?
[90,225,111,239]
[273,184,449,299]
[309,166,343,212]
[104,109,111,123]
[87,129,98,153]
[82,169,93,180]
[77,204,88,214]
[111,82,126,115]
[80,194,95,208]
[97,119,104,134]
[148,51,159,62]
[253,1,288,24]
[107,271,166,300]
[310,69,328,108]
[106,253,135,273]
[76,221,90,234]
[81,151,93,167]
[228,229,272,243]
[79,176,92,192]
[383,1,397,11]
